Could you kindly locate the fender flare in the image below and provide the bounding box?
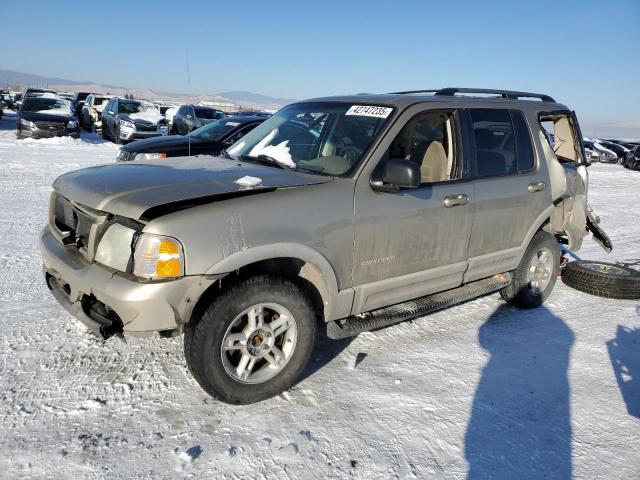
[205,243,343,319]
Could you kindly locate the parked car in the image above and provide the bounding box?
[595,140,629,164]
[40,88,611,404]
[17,95,80,139]
[583,140,616,163]
[71,92,93,118]
[57,92,74,101]
[116,114,269,162]
[22,87,58,100]
[163,105,180,130]
[172,105,226,135]
[623,145,640,170]
[12,92,23,111]
[0,89,11,109]
[101,97,169,144]
[81,94,112,132]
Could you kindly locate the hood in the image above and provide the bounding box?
[121,134,208,154]
[53,156,332,220]
[21,111,75,122]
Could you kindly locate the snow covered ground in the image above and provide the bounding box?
[0,109,638,479]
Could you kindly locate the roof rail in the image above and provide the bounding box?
[389,87,555,102]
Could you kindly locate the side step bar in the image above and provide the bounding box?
[326,274,511,339]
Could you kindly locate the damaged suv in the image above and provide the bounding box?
[40,88,611,404]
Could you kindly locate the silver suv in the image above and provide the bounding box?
[40,88,611,404]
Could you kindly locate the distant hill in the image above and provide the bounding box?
[0,69,295,110]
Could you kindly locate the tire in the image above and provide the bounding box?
[500,230,560,308]
[184,275,316,404]
[562,261,640,300]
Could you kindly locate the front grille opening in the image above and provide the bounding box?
[80,294,124,339]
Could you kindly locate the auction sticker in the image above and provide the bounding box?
[345,105,393,118]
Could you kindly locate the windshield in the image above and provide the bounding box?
[190,118,242,141]
[226,102,393,176]
[22,98,72,115]
[118,101,155,114]
[194,107,224,120]
[94,97,108,106]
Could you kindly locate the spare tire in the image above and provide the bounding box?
[562,261,640,299]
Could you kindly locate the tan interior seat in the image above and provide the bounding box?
[419,141,448,183]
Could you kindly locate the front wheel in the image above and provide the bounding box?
[500,230,560,308]
[184,275,316,404]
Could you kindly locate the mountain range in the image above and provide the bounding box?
[0,69,296,111]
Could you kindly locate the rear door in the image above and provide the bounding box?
[351,106,475,314]
[463,108,550,282]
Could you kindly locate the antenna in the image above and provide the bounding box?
[187,49,191,157]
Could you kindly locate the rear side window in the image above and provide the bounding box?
[470,109,517,177]
[510,110,535,171]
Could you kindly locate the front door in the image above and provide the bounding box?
[351,108,474,314]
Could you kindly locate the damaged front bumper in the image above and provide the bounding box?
[40,225,217,338]
[586,205,613,253]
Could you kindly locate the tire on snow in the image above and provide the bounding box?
[561,261,640,300]
[500,230,561,308]
[184,275,316,405]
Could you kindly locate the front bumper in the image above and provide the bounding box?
[18,126,80,139]
[120,125,169,141]
[40,225,217,337]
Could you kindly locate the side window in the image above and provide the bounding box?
[510,110,535,172]
[382,110,460,184]
[470,109,517,177]
[539,112,585,164]
[227,124,258,143]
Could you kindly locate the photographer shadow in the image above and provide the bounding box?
[465,305,574,479]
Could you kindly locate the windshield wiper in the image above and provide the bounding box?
[240,154,292,170]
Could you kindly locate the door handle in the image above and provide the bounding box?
[443,194,470,208]
[528,181,546,193]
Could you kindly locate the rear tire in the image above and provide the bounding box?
[562,261,640,300]
[184,275,316,404]
[500,230,560,308]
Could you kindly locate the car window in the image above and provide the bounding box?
[194,107,223,120]
[227,102,391,176]
[470,109,517,177]
[381,110,461,184]
[510,110,535,172]
[178,106,186,115]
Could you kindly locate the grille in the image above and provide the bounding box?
[50,193,109,260]
[35,120,65,132]
[135,122,157,132]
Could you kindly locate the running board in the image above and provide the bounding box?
[326,274,511,339]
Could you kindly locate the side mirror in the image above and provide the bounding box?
[371,158,421,192]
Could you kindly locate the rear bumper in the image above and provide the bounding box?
[40,225,218,337]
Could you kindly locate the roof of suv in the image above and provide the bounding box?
[302,88,569,112]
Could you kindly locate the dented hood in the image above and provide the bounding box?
[53,156,332,220]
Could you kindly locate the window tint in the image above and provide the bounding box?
[470,109,517,177]
[510,110,535,171]
[382,110,460,184]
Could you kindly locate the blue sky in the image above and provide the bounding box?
[1,0,638,136]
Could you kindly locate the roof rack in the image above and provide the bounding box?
[389,87,555,102]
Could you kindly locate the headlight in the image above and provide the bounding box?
[67,120,78,129]
[95,224,137,271]
[133,233,184,279]
[119,119,134,129]
[137,152,167,161]
[20,118,36,128]
[116,149,132,162]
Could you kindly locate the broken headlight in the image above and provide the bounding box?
[94,223,137,272]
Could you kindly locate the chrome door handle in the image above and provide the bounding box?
[443,194,470,208]
[528,181,546,192]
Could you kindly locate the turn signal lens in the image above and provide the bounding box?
[133,234,184,279]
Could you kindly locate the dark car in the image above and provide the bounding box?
[71,92,93,118]
[595,140,629,164]
[116,114,268,162]
[101,98,169,144]
[17,96,80,139]
[172,104,226,135]
[623,145,640,170]
[0,90,11,109]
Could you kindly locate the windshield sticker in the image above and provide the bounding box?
[226,122,240,126]
[345,105,393,118]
